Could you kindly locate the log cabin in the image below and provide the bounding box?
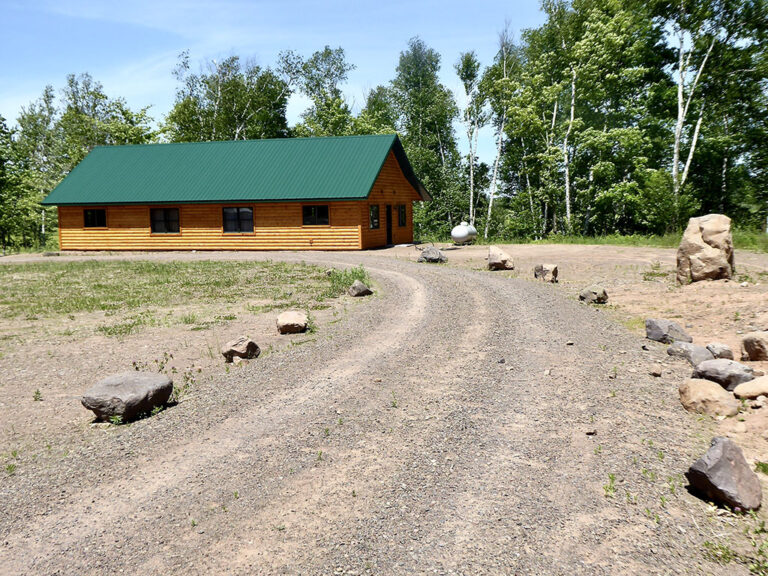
[42,134,429,251]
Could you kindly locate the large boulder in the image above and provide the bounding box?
[706,342,734,360]
[676,214,735,284]
[733,376,768,400]
[348,280,373,297]
[692,359,756,391]
[417,246,446,263]
[686,437,762,511]
[220,337,260,363]
[488,246,514,270]
[534,264,558,283]
[276,311,309,334]
[579,285,608,304]
[741,331,768,361]
[667,341,714,367]
[82,372,173,422]
[678,378,739,417]
[645,318,693,344]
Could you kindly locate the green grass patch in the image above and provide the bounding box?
[418,229,768,252]
[322,266,371,299]
[0,260,369,321]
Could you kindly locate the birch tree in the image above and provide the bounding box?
[455,51,486,226]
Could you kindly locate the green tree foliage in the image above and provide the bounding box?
[279,46,356,137]
[389,37,461,236]
[2,74,155,251]
[166,52,289,142]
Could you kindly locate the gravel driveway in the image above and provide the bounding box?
[0,251,745,575]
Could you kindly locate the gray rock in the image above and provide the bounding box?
[676,214,735,284]
[417,246,447,263]
[645,318,693,344]
[667,342,714,367]
[534,264,558,283]
[706,342,734,360]
[686,437,762,511]
[220,337,260,363]
[81,372,173,422]
[579,285,608,304]
[692,359,756,391]
[741,331,768,361]
[488,246,514,270]
[348,280,373,297]
[276,310,309,334]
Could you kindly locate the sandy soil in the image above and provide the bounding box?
[0,245,766,575]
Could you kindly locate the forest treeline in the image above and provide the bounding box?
[1,0,766,251]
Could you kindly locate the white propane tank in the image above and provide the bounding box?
[451,221,478,244]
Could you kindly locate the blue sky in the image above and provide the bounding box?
[0,0,546,163]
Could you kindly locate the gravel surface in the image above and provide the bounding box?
[0,251,748,575]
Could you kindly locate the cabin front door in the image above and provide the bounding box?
[385,205,393,245]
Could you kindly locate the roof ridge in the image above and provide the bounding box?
[90,133,397,151]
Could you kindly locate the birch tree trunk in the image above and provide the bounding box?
[562,67,576,229]
[483,112,506,240]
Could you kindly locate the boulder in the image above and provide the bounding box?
[678,379,739,417]
[417,247,446,263]
[488,246,514,270]
[733,376,768,400]
[645,318,693,344]
[220,337,260,363]
[348,280,373,297]
[534,264,558,283]
[706,342,734,360]
[579,285,608,304]
[692,359,756,391]
[276,311,309,334]
[81,372,173,422]
[676,214,735,284]
[667,342,714,367]
[741,331,768,361]
[685,437,762,511]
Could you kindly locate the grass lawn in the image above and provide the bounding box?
[0,260,369,334]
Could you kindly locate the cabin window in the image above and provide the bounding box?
[84,209,106,228]
[369,205,380,229]
[223,207,253,233]
[398,205,407,227]
[150,208,180,234]
[302,205,329,226]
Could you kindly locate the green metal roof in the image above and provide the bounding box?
[42,134,429,206]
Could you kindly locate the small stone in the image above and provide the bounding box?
[645,318,692,344]
[650,367,662,377]
[276,311,309,334]
[487,246,514,270]
[679,379,739,417]
[706,342,734,360]
[693,359,756,391]
[741,331,768,361]
[348,280,373,297]
[579,285,609,304]
[81,372,173,422]
[741,282,749,287]
[686,437,761,510]
[534,264,558,283]
[566,341,574,346]
[220,337,260,363]
[733,376,768,400]
[417,247,446,263]
[667,342,714,367]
